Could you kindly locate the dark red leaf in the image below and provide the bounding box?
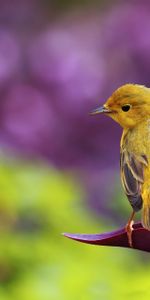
[63,223,150,252]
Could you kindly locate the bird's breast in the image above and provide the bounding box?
[121,119,150,158]
[121,120,150,190]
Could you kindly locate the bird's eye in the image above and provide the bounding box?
[121,104,131,112]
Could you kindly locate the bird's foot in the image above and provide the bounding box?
[125,220,134,248]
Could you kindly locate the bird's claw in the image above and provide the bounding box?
[125,220,134,248]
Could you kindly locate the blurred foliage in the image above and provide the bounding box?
[48,0,119,12]
[0,156,148,299]
[0,0,150,299]
[51,0,107,11]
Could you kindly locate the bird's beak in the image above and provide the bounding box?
[90,105,111,115]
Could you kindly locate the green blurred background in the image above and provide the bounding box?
[0,0,149,299]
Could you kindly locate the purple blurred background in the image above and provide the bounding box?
[0,0,150,221]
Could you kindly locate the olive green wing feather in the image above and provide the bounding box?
[120,150,148,212]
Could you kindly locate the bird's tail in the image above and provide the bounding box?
[142,202,150,230]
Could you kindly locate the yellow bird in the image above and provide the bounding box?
[91,83,150,247]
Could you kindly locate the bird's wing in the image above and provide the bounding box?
[120,150,148,212]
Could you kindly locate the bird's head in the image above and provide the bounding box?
[91,84,150,129]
